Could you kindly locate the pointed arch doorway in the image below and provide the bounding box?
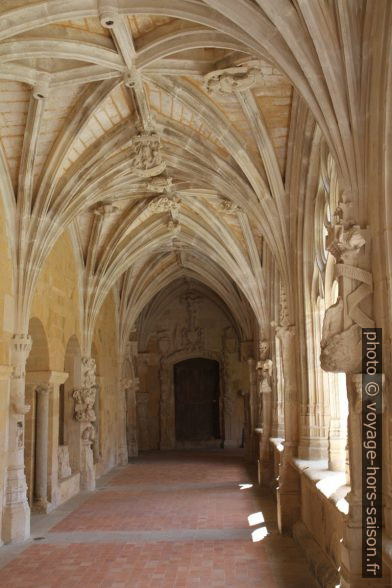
[174,358,220,444]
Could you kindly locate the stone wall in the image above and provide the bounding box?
[135,282,248,450]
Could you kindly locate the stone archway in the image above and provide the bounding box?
[159,350,225,449]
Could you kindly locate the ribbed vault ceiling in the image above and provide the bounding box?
[1,1,365,350]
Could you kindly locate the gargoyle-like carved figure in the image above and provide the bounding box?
[205,64,261,95]
[130,133,166,177]
[73,387,97,423]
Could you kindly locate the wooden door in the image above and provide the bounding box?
[174,358,220,441]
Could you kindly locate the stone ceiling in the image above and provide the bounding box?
[0,1,296,345]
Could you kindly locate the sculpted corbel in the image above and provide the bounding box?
[320,192,374,373]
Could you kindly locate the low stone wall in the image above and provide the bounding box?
[58,473,80,506]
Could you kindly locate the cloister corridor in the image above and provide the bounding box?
[0,450,316,588]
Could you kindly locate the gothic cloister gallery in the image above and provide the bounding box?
[0,1,390,587]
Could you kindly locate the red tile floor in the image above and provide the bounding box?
[0,450,318,588]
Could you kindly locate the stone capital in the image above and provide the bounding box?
[26,370,68,387]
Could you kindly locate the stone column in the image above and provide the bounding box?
[159,365,175,449]
[246,358,258,459]
[0,365,13,546]
[2,334,32,544]
[33,385,49,511]
[257,358,274,486]
[126,378,139,457]
[275,324,300,534]
[73,357,97,491]
[26,371,68,511]
[116,358,129,465]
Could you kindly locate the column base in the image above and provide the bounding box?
[2,501,30,544]
[32,499,51,514]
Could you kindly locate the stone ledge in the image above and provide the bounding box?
[270,437,284,451]
[293,520,340,588]
[292,458,350,514]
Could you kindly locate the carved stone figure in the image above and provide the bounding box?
[205,64,261,95]
[320,195,373,373]
[130,133,166,177]
[16,421,23,449]
[81,357,96,390]
[73,387,96,423]
[181,291,204,351]
[58,446,72,480]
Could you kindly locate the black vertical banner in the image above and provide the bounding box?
[362,328,382,578]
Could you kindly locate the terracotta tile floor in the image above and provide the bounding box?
[0,450,318,588]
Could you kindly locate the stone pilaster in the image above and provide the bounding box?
[125,378,139,458]
[2,334,32,544]
[275,324,300,534]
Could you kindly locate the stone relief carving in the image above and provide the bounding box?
[148,195,181,214]
[73,387,97,423]
[320,193,373,373]
[81,424,95,442]
[16,421,23,449]
[130,133,166,177]
[256,341,273,428]
[58,445,72,480]
[81,357,96,389]
[181,291,205,351]
[11,333,32,414]
[279,284,291,327]
[205,64,261,95]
